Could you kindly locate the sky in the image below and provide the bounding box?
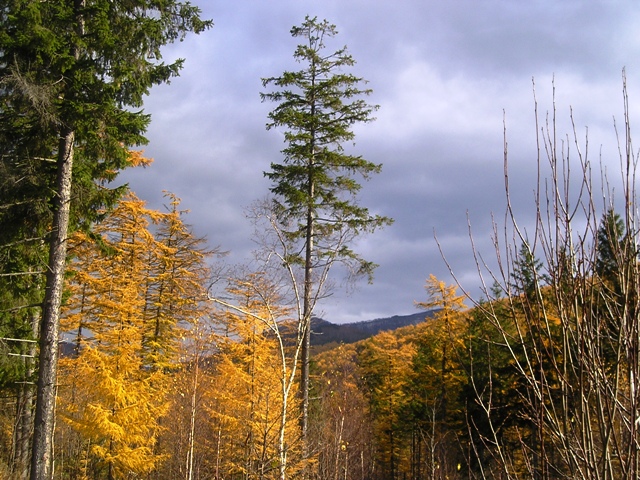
[119,1,640,323]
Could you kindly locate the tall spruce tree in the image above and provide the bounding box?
[260,16,392,456]
[0,2,211,478]
[595,209,628,292]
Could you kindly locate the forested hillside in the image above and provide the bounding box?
[310,311,433,349]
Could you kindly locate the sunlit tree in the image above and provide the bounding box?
[260,16,392,456]
[358,330,416,479]
[58,193,214,478]
[210,271,304,479]
[0,4,211,476]
[410,275,467,479]
[312,343,375,480]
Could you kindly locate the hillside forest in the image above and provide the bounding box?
[2,3,640,480]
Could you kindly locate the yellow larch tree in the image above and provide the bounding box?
[153,316,219,480]
[208,272,303,480]
[57,192,215,479]
[411,274,468,478]
[357,329,417,479]
[141,192,215,371]
[312,343,375,480]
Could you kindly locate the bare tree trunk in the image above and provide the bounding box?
[14,312,40,480]
[300,147,316,463]
[186,354,199,480]
[30,129,74,480]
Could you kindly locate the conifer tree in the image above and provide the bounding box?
[0,4,211,477]
[261,15,392,453]
[412,275,467,478]
[59,195,169,478]
[211,272,303,480]
[357,330,416,478]
[59,193,214,478]
[141,192,215,370]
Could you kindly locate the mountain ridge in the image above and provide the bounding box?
[311,310,435,347]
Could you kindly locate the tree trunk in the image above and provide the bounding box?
[300,147,316,464]
[14,312,39,480]
[30,129,74,480]
[186,350,199,480]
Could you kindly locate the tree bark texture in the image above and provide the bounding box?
[30,129,74,480]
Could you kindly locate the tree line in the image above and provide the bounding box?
[312,202,638,479]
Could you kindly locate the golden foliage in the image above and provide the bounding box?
[58,192,214,478]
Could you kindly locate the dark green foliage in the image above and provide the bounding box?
[0,1,211,476]
[511,242,547,300]
[0,0,210,316]
[593,209,636,373]
[0,0,212,335]
[0,0,211,364]
[261,16,392,280]
[595,209,626,279]
[261,16,392,453]
[595,208,636,301]
[460,300,530,476]
[0,0,211,229]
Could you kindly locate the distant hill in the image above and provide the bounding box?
[59,311,437,357]
[310,311,435,347]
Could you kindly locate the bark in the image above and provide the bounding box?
[185,352,199,480]
[300,150,315,460]
[30,129,74,480]
[14,313,39,479]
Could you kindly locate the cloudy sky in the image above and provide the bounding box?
[120,1,640,323]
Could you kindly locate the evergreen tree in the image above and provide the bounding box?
[260,15,392,453]
[511,242,547,301]
[0,3,211,477]
[595,208,634,299]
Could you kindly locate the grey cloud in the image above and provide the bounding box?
[119,0,640,323]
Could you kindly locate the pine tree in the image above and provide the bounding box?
[0,4,211,477]
[260,16,392,454]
